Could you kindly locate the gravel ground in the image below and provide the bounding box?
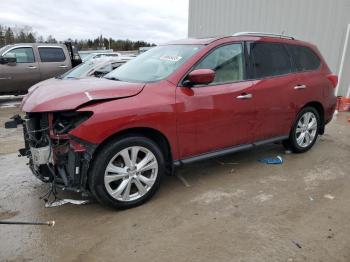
[0,97,349,262]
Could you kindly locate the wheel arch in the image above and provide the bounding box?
[300,101,325,134]
[93,127,174,174]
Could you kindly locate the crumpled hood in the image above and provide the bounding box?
[21,78,145,112]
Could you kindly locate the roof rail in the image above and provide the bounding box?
[233,32,295,40]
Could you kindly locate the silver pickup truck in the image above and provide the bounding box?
[0,43,81,95]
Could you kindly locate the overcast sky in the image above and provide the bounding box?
[0,0,189,44]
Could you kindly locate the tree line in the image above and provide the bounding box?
[0,25,156,51]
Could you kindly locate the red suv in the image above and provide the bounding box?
[6,33,337,209]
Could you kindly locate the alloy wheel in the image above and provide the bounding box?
[104,146,158,202]
[295,112,318,148]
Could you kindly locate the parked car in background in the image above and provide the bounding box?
[59,56,132,79]
[78,49,113,60]
[81,52,121,62]
[0,43,82,95]
[6,33,337,209]
[138,46,154,54]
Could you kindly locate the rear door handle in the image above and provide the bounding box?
[294,84,306,90]
[236,93,253,99]
[27,66,37,69]
[59,65,68,68]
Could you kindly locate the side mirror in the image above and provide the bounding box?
[0,55,17,65]
[185,69,215,86]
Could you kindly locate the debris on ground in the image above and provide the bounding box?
[327,228,335,239]
[324,194,335,200]
[284,150,292,154]
[216,160,239,165]
[258,156,283,164]
[309,196,314,201]
[45,199,90,208]
[292,240,302,249]
[0,220,55,227]
[175,173,191,187]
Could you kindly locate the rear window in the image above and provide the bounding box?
[39,47,66,62]
[286,45,321,72]
[249,42,292,79]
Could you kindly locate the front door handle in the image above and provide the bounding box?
[27,66,37,69]
[236,93,253,99]
[294,84,306,90]
[59,65,68,68]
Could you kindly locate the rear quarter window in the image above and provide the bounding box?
[38,47,66,62]
[286,45,321,72]
[249,42,292,79]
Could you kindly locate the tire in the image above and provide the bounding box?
[89,136,165,209]
[283,106,320,153]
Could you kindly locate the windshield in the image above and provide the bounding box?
[104,45,202,83]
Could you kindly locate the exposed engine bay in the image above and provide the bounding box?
[6,111,96,193]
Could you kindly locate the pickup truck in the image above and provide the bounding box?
[0,43,82,95]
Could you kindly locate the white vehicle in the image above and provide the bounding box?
[58,57,132,79]
[81,52,121,62]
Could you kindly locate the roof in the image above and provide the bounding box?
[163,33,313,49]
[5,43,66,48]
[163,37,223,45]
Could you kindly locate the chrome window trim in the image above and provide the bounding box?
[1,45,34,56]
[37,46,64,49]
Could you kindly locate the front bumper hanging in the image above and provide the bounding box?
[5,113,97,193]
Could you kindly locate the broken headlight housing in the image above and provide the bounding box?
[52,111,92,134]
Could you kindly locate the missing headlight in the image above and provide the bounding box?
[53,111,92,134]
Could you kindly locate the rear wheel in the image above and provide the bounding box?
[89,136,165,209]
[283,107,320,153]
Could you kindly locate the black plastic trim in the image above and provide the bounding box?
[173,135,289,166]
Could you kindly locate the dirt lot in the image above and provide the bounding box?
[0,97,350,262]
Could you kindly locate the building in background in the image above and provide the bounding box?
[188,0,350,97]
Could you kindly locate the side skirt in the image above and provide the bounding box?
[173,135,289,166]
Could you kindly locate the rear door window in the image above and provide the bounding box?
[194,43,244,85]
[249,42,292,78]
[38,47,66,62]
[4,47,35,63]
[286,45,321,71]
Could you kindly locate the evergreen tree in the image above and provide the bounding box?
[27,33,36,43]
[17,30,26,43]
[46,35,57,43]
[36,35,44,43]
[4,27,15,45]
[0,25,5,47]
[0,24,156,50]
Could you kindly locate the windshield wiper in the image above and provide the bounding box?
[104,76,121,81]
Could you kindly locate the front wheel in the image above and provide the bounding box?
[283,107,320,153]
[89,136,165,209]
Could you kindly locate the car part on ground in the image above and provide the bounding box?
[5,33,337,209]
[0,220,55,227]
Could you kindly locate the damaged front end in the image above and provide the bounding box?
[5,111,96,193]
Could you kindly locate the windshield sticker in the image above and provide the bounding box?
[160,55,182,62]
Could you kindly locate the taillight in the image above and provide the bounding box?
[327,74,338,88]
